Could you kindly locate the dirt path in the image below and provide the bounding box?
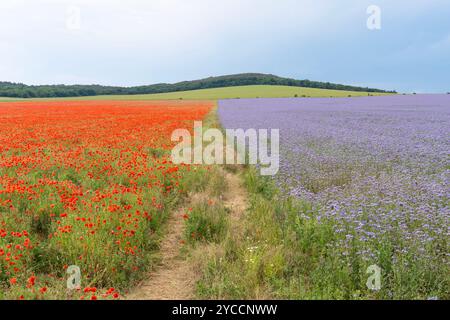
[223,171,248,224]
[126,170,247,300]
[126,207,195,300]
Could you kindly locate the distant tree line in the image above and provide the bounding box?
[0,73,396,98]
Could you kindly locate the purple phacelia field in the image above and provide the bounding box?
[219,95,449,292]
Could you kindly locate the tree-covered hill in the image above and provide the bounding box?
[0,73,396,98]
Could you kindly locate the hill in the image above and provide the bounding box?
[0,85,392,102]
[0,73,395,99]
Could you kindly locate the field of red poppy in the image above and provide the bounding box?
[0,100,213,299]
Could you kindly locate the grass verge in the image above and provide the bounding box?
[193,166,449,300]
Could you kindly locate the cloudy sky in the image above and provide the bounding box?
[0,0,449,92]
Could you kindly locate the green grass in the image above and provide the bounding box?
[185,201,229,244]
[0,85,392,102]
[194,167,449,300]
[0,97,22,102]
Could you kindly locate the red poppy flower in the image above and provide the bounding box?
[27,276,36,288]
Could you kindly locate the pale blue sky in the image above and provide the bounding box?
[0,0,449,93]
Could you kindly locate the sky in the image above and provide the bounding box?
[0,0,449,93]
